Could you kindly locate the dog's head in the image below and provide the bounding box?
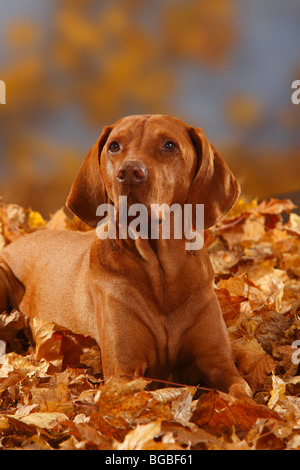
[66,114,240,230]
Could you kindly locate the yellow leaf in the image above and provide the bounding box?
[19,411,69,429]
[268,375,286,409]
[217,274,248,298]
[114,420,162,450]
[0,416,9,432]
[28,210,46,228]
[225,198,258,219]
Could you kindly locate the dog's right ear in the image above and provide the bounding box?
[66,125,113,227]
[187,127,240,229]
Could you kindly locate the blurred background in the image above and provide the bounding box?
[0,0,299,217]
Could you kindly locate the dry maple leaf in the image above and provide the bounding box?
[268,375,286,409]
[256,198,297,215]
[0,310,27,342]
[232,337,275,392]
[114,420,167,450]
[32,317,101,374]
[191,390,282,436]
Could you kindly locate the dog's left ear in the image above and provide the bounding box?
[188,127,240,229]
[66,125,113,227]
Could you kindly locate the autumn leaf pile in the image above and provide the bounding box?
[0,197,300,450]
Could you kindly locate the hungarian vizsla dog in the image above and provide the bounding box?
[0,114,251,398]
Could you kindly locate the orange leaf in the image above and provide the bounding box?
[191,391,281,434]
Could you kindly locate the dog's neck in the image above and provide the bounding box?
[92,218,204,309]
[95,216,202,260]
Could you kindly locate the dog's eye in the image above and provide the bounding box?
[108,141,120,153]
[163,141,178,152]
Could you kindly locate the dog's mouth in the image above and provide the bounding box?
[113,186,149,209]
[114,194,150,218]
[111,184,173,231]
[125,193,143,207]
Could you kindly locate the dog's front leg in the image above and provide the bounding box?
[181,296,252,399]
[98,306,155,383]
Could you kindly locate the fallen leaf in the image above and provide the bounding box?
[0,310,27,342]
[32,317,101,373]
[232,337,275,392]
[285,212,300,236]
[113,419,162,450]
[29,381,73,414]
[191,390,281,435]
[18,411,69,429]
[257,198,297,215]
[27,210,46,228]
[268,375,286,409]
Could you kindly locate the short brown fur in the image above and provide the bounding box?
[0,114,251,398]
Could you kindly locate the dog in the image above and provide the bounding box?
[0,114,252,398]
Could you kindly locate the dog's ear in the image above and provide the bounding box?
[188,127,240,229]
[66,125,112,227]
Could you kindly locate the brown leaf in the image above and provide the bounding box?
[29,381,73,415]
[62,421,112,450]
[32,317,101,374]
[257,198,297,215]
[232,337,275,392]
[161,420,218,449]
[191,390,281,435]
[255,311,293,352]
[0,309,27,342]
[90,378,149,442]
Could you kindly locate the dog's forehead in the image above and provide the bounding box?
[110,115,148,137]
[109,114,190,140]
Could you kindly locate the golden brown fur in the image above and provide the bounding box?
[0,114,251,398]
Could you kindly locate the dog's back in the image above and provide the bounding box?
[0,229,97,336]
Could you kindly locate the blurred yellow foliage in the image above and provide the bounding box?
[52,2,175,122]
[0,0,299,216]
[5,21,40,49]
[163,0,237,67]
[225,198,258,219]
[226,95,263,128]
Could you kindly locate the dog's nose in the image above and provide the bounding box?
[116,161,148,184]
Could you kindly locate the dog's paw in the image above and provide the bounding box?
[228,381,253,400]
